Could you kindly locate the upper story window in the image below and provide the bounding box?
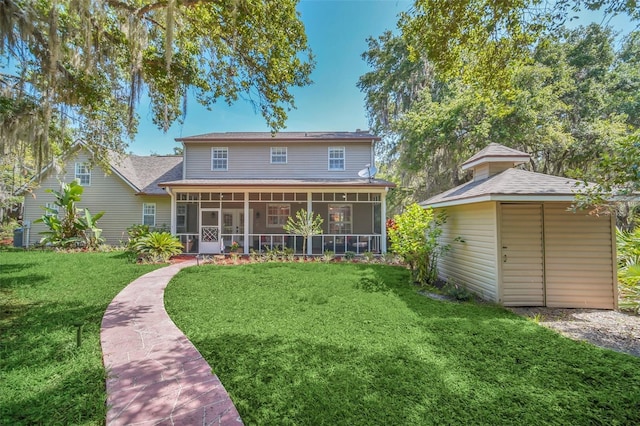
[143,203,156,226]
[271,147,287,164]
[75,162,91,185]
[328,147,345,171]
[211,147,228,171]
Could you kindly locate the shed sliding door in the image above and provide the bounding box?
[500,204,545,306]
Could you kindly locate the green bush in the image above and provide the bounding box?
[443,282,474,301]
[387,203,448,285]
[617,227,640,313]
[344,251,356,260]
[131,231,183,263]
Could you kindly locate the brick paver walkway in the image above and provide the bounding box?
[101,260,243,425]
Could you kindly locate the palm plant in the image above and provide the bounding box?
[616,227,640,313]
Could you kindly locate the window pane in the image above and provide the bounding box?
[267,203,290,227]
[75,162,91,185]
[212,148,228,170]
[271,147,287,164]
[328,204,352,234]
[328,147,345,170]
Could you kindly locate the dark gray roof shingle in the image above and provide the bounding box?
[421,168,587,207]
[176,131,379,142]
[109,152,183,195]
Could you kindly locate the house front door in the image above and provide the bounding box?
[500,203,545,306]
[200,208,221,254]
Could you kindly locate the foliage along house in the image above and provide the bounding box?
[22,132,394,255]
[420,143,618,309]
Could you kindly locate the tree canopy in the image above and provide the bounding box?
[0,0,314,166]
[360,22,640,213]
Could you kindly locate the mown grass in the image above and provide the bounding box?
[166,262,640,425]
[0,248,160,425]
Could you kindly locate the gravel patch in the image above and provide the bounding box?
[507,307,640,357]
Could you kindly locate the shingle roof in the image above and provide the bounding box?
[462,143,530,170]
[176,131,380,142]
[108,152,183,195]
[421,168,588,207]
[159,178,395,188]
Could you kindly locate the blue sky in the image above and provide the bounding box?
[130,0,635,155]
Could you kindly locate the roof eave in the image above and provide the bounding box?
[422,193,585,208]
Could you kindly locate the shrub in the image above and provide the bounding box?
[322,250,335,262]
[344,251,356,260]
[442,282,474,301]
[35,180,104,249]
[131,232,183,263]
[617,227,640,313]
[387,203,448,285]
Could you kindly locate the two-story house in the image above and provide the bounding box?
[21,131,395,255]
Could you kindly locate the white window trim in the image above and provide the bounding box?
[266,203,291,228]
[328,147,346,171]
[328,203,352,234]
[44,202,59,217]
[143,203,156,227]
[270,147,288,164]
[211,147,229,171]
[75,162,91,186]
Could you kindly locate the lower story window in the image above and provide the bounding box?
[143,203,156,226]
[329,204,352,234]
[267,203,290,227]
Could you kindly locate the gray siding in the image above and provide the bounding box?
[543,203,616,309]
[184,142,373,179]
[435,202,499,301]
[23,150,171,246]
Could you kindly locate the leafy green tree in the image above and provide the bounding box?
[400,0,638,91]
[282,208,323,255]
[387,203,447,285]
[0,0,313,165]
[35,180,104,248]
[360,25,639,216]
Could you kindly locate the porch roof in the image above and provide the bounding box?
[159,178,395,189]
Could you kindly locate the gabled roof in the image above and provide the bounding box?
[176,131,380,142]
[461,143,530,170]
[108,152,182,195]
[421,168,588,208]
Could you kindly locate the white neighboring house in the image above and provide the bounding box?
[421,143,618,309]
[21,131,395,255]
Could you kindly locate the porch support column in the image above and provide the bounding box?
[167,188,176,235]
[243,192,249,255]
[381,189,388,253]
[307,191,313,256]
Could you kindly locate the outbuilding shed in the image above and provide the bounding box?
[420,143,617,309]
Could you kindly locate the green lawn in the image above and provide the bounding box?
[0,249,160,425]
[166,262,640,425]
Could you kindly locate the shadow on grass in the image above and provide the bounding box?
[0,365,107,425]
[194,325,640,426]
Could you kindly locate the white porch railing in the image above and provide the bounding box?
[177,233,382,255]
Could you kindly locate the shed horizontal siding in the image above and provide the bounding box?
[23,150,171,246]
[184,142,372,179]
[543,203,615,309]
[435,202,499,302]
